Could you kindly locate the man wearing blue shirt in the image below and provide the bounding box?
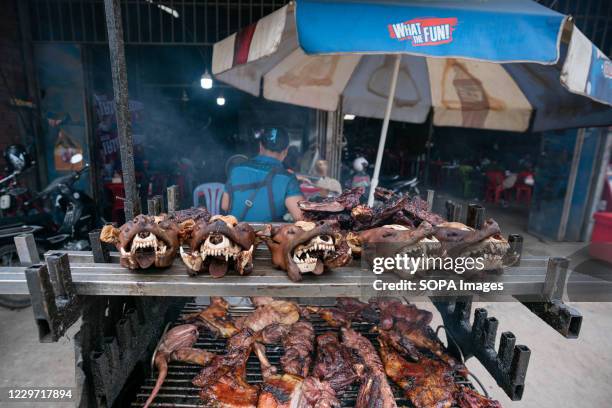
[221,128,304,222]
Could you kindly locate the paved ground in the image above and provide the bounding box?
[1,195,611,407]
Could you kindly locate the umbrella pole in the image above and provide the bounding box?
[367,54,401,207]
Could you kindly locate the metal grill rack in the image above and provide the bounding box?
[130,302,477,408]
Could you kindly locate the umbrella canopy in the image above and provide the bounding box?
[212,0,612,204]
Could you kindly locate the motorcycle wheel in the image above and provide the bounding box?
[0,244,32,309]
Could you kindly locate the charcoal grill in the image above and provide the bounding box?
[0,191,592,406]
[130,302,478,408]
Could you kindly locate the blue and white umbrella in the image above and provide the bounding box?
[212,0,612,205]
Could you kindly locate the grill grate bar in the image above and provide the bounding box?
[131,303,474,407]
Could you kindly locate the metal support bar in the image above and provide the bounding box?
[445,200,462,222]
[167,185,179,213]
[426,189,435,211]
[78,297,178,406]
[506,234,524,266]
[434,298,531,400]
[103,0,140,219]
[89,229,111,263]
[516,257,582,338]
[520,300,583,339]
[147,197,162,215]
[154,195,164,213]
[15,234,40,265]
[543,257,570,301]
[25,254,81,342]
[466,204,485,229]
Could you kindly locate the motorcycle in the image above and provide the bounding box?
[0,153,98,308]
[379,174,421,197]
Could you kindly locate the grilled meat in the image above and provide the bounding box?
[258,375,340,408]
[313,332,359,393]
[196,328,260,408]
[341,328,397,408]
[201,367,259,408]
[258,373,304,408]
[182,297,239,338]
[237,300,300,332]
[299,377,341,408]
[251,296,277,307]
[377,326,420,362]
[261,323,292,345]
[306,306,351,328]
[192,328,256,388]
[394,319,465,373]
[455,386,503,408]
[255,341,278,378]
[281,321,315,377]
[307,298,379,328]
[257,320,316,408]
[379,338,455,408]
[336,298,379,324]
[372,298,432,331]
[144,324,215,408]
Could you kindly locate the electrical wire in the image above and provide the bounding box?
[435,325,490,398]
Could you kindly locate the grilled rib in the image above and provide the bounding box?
[313,332,359,393]
[196,328,259,408]
[379,337,455,408]
[281,320,315,377]
[192,328,256,388]
[341,328,397,408]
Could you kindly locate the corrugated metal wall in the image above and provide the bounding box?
[28,0,288,45]
[29,0,612,56]
[536,0,611,56]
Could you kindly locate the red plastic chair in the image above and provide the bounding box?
[484,171,505,203]
[105,183,125,223]
[193,183,225,215]
[515,171,534,205]
[300,183,320,199]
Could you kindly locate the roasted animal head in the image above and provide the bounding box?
[260,220,351,282]
[346,222,441,261]
[179,215,256,277]
[100,214,179,269]
[434,219,509,270]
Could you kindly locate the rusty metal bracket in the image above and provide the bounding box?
[24,252,81,342]
[77,297,180,407]
[517,257,583,339]
[89,229,111,263]
[434,298,531,401]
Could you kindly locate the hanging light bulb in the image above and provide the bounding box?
[200,70,213,89]
[216,94,226,106]
[343,114,356,120]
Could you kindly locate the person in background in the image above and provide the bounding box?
[283,145,301,173]
[313,160,342,199]
[221,128,304,222]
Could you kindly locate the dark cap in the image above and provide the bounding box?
[259,127,289,152]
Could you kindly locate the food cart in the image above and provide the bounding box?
[1,0,611,407]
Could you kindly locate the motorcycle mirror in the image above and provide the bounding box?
[70,153,83,164]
